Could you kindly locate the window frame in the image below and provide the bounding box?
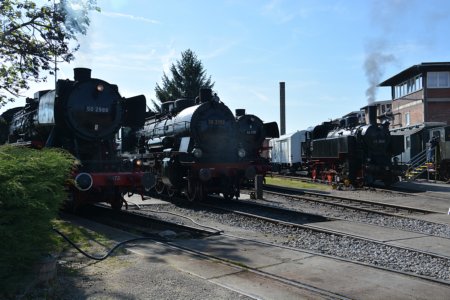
[427,71,450,88]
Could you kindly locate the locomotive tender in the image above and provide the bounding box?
[121,88,278,201]
[271,105,404,186]
[0,68,154,209]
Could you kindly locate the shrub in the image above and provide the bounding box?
[0,145,75,295]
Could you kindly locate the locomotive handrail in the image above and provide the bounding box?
[172,120,190,130]
[148,120,191,138]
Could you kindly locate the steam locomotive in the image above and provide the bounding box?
[0,68,154,210]
[120,88,278,201]
[304,105,404,186]
[271,105,404,187]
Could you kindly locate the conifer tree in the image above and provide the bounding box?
[153,49,214,111]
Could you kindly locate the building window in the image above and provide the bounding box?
[427,72,450,88]
[405,112,410,126]
[394,75,423,98]
[406,136,410,149]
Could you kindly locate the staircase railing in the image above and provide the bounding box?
[404,149,434,181]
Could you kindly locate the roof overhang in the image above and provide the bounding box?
[390,122,447,135]
[379,62,450,87]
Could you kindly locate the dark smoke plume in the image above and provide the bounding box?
[363,0,405,103]
[364,43,396,104]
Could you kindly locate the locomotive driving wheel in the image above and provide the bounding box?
[155,181,165,195]
[222,184,238,200]
[196,183,207,202]
[186,179,197,202]
[167,187,176,198]
[186,180,206,202]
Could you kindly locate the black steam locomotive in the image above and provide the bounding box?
[121,88,278,201]
[302,105,404,187]
[0,68,154,210]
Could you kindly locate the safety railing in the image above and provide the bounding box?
[404,149,434,181]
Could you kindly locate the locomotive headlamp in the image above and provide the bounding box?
[192,148,203,158]
[96,84,104,92]
[133,159,143,167]
[238,148,246,158]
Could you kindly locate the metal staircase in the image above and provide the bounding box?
[404,149,436,181]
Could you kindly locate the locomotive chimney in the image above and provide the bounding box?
[279,82,286,135]
[74,68,91,82]
[235,109,246,117]
[199,88,212,103]
[368,104,377,125]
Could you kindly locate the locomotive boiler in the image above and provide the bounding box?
[0,68,153,210]
[122,88,278,201]
[303,105,404,187]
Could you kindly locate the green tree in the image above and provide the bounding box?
[153,49,214,111]
[0,0,99,106]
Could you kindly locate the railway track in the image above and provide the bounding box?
[80,199,450,297]
[80,203,220,238]
[76,204,351,299]
[269,172,450,200]
[195,196,450,284]
[70,192,450,298]
[263,183,442,216]
[258,185,450,240]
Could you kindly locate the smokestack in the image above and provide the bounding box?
[74,68,91,82]
[368,105,377,125]
[199,88,212,103]
[235,109,246,117]
[279,82,286,135]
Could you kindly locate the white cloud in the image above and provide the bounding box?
[202,40,240,60]
[250,89,270,103]
[101,11,160,24]
[261,0,347,24]
[159,47,178,74]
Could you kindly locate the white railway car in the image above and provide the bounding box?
[269,130,307,172]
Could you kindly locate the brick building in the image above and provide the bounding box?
[379,62,450,128]
[373,62,450,162]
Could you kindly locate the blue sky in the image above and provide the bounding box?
[2,0,450,133]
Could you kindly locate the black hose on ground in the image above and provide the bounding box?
[52,227,156,261]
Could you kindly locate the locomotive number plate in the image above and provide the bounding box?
[208,119,225,125]
[246,130,257,134]
[86,106,110,113]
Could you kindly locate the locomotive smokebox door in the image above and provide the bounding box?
[123,95,146,129]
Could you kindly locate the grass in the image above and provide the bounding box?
[264,176,329,191]
[51,219,115,252]
[17,219,130,299]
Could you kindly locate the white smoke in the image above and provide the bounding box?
[59,0,97,35]
[58,0,98,69]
